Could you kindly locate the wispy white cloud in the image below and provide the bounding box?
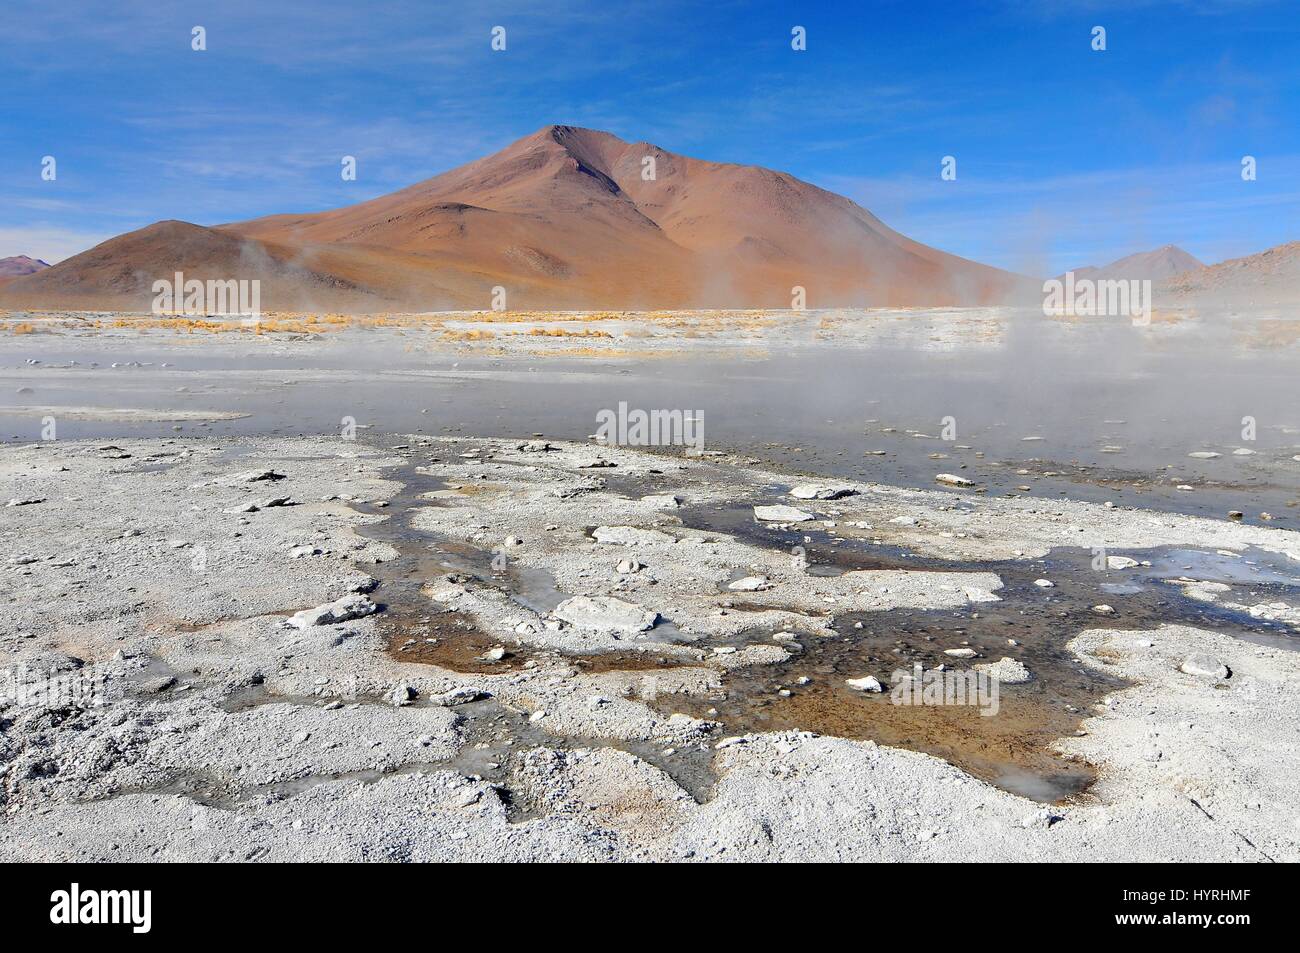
[0,226,114,264]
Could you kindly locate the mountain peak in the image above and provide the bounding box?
[0,254,52,277]
[1,128,1029,311]
[1060,244,1204,281]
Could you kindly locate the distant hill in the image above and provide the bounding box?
[1059,245,1204,283]
[0,124,1033,312]
[0,255,51,280]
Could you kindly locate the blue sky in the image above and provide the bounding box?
[2,0,1297,274]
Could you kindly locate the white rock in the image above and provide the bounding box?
[432,686,488,706]
[1033,579,1054,588]
[846,676,884,692]
[230,469,285,483]
[1106,556,1139,570]
[287,594,378,629]
[753,504,815,522]
[727,575,770,592]
[712,645,792,670]
[616,558,642,574]
[934,473,975,487]
[1179,654,1229,679]
[385,683,416,706]
[553,595,658,632]
[1187,451,1221,459]
[975,657,1032,684]
[789,484,857,500]
[1092,604,1116,615]
[641,494,682,508]
[943,648,979,659]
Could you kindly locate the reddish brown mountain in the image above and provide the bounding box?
[0,125,1031,312]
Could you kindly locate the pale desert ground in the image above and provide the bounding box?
[1,306,1298,861]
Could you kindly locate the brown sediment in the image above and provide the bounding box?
[651,652,1099,802]
[384,608,534,675]
[571,651,694,673]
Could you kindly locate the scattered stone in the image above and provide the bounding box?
[943,648,979,659]
[1106,556,1139,570]
[230,469,286,483]
[934,473,975,487]
[727,575,770,592]
[1179,654,1229,680]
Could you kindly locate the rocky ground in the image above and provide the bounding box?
[1,302,1282,358]
[1,434,1297,861]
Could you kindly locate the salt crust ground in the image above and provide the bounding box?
[1,435,1296,861]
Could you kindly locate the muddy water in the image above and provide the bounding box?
[350,451,1299,804]
[661,500,1299,799]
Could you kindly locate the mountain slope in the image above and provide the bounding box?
[1162,241,1300,306]
[1,125,1032,312]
